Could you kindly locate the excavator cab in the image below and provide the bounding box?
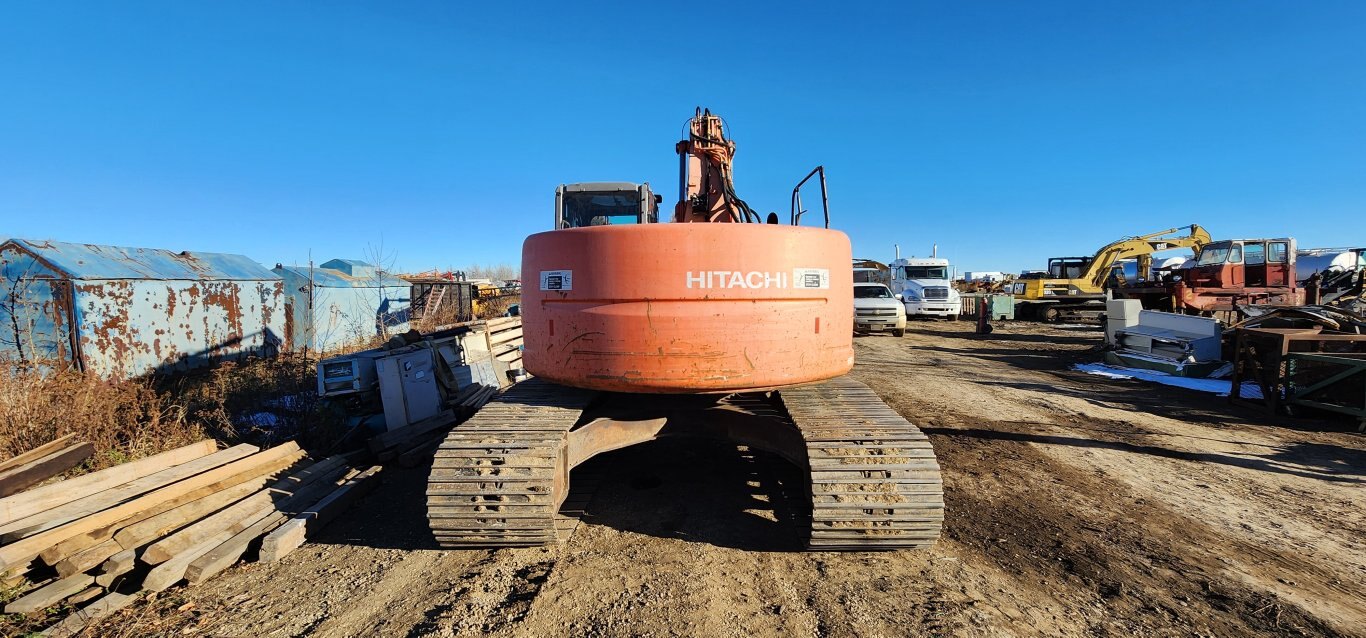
[555,182,661,229]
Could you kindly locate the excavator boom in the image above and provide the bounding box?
[1013,223,1211,322]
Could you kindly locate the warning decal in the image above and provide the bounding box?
[792,268,830,289]
[540,270,573,291]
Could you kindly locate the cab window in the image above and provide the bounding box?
[1268,242,1289,263]
[1244,243,1265,266]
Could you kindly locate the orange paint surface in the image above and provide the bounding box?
[522,223,853,393]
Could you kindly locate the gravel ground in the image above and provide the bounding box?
[86,321,1365,638]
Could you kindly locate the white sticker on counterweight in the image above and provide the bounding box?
[540,270,572,291]
[792,268,830,289]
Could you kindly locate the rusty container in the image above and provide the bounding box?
[522,223,853,393]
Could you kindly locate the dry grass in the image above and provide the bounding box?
[0,365,204,472]
[0,354,349,479]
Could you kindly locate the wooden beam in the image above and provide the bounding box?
[4,573,94,614]
[29,445,266,564]
[143,523,251,592]
[94,549,135,588]
[0,442,304,572]
[489,327,523,345]
[1,443,255,542]
[65,586,103,606]
[54,538,121,578]
[112,478,263,550]
[0,442,95,498]
[398,436,444,468]
[140,455,346,565]
[259,466,381,563]
[367,410,456,454]
[0,440,217,524]
[0,434,77,473]
[183,465,350,583]
[40,591,134,638]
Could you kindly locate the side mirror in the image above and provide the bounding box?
[894,294,903,301]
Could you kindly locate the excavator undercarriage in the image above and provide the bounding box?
[427,378,944,550]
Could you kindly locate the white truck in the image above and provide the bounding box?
[889,257,961,320]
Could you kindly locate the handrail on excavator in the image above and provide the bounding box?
[790,165,830,228]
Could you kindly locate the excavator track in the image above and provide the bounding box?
[426,377,943,551]
[779,377,944,550]
[426,380,592,547]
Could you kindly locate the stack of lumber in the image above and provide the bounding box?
[369,380,501,467]
[484,316,524,377]
[0,437,381,636]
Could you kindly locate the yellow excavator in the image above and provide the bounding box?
[1011,224,1211,322]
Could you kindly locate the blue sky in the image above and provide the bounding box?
[2,2,1363,275]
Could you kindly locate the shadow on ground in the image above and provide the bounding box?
[577,438,808,552]
[313,438,809,553]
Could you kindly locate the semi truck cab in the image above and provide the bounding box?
[890,257,960,319]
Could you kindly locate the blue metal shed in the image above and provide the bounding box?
[274,259,411,354]
[0,239,285,379]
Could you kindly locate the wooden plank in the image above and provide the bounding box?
[0,434,77,474]
[39,591,134,638]
[0,442,303,572]
[54,538,121,577]
[111,477,264,550]
[184,465,350,584]
[31,445,266,564]
[489,327,523,345]
[398,436,444,467]
[1,442,254,542]
[259,466,381,563]
[140,455,346,565]
[0,442,95,498]
[494,350,522,363]
[65,586,103,605]
[4,573,94,613]
[460,385,499,408]
[367,410,456,454]
[94,548,135,588]
[143,525,242,592]
[0,439,218,524]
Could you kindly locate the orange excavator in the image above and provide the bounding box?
[427,108,944,550]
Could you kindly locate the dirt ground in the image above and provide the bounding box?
[89,321,1365,638]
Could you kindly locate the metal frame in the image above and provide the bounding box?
[1285,352,1366,430]
[790,166,830,228]
[1230,327,1366,430]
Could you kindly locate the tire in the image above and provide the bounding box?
[949,314,959,322]
[894,328,906,337]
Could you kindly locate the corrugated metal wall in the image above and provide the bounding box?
[1,241,286,379]
[276,263,411,354]
[69,278,285,378]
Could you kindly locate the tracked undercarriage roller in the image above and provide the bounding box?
[426,377,943,550]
